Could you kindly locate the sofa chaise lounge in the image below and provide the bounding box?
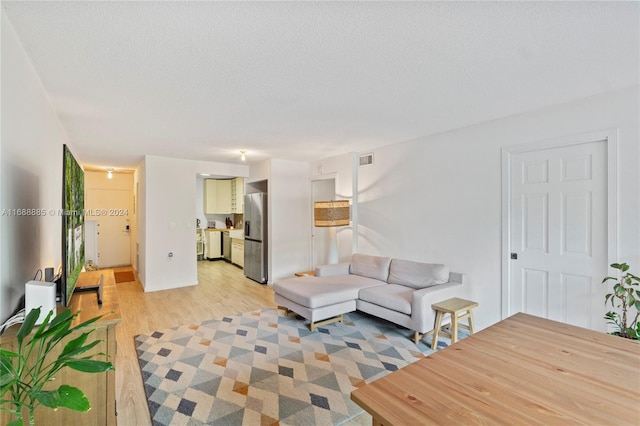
[273,254,465,343]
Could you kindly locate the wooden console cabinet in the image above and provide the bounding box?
[0,270,121,426]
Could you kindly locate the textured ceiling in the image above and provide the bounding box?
[2,1,638,169]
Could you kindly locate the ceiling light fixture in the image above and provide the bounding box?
[240,150,246,161]
[107,168,113,179]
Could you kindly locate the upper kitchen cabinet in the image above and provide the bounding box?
[204,178,244,214]
[231,177,244,214]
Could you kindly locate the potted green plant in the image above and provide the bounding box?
[603,263,640,340]
[0,307,114,426]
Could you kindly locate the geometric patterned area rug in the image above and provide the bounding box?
[135,308,462,426]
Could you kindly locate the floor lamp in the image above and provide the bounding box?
[314,200,350,264]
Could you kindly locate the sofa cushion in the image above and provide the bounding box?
[388,259,449,289]
[359,284,413,315]
[273,274,384,309]
[349,254,392,282]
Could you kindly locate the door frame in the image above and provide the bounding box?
[500,129,618,319]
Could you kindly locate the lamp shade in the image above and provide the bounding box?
[314,200,350,227]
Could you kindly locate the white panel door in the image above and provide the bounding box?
[509,140,607,329]
[85,189,131,267]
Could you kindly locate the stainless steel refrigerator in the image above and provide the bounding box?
[244,193,268,283]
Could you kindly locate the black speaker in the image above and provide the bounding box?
[45,267,55,282]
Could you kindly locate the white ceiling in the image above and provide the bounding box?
[2,1,638,169]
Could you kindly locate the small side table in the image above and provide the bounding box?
[294,270,316,277]
[430,297,478,350]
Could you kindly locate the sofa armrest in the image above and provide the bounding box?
[315,262,351,277]
[449,272,465,285]
[411,280,464,334]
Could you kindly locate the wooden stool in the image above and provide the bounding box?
[430,297,478,350]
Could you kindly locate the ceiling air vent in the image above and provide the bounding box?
[359,153,374,167]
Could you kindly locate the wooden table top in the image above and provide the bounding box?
[351,313,640,425]
[0,270,121,342]
[72,269,121,327]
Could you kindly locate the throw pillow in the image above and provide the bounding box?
[388,259,449,289]
[349,254,392,282]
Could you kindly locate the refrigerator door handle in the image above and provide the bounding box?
[245,221,250,237]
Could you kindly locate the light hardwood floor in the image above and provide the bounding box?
[112,261,369,425]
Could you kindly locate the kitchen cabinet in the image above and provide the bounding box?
[231,177,244,214]
[222,231,231,262]
[206,230,222,259]
[204,178,243,214]
[231,239,244,267]
[204,179,231,214]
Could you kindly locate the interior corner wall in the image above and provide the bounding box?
[0,12,71,322]
[141,155,248,292]
[142,156,198,292]
[311,87,640,331]
[268,159,310,282]
[310,154,355,262]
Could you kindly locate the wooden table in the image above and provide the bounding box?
[351,313,640,425]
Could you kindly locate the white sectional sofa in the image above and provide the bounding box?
[273,253,465,343]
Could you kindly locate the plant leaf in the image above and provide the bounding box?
[17,308,41,346]
[60,332,89,357]
[46,308,73,331]
[0,352,18,386]
[56,385,91,412]
[34,385,91,412]
[0,348,19,358]
[1,376,17,395]
[35,389,60,409]
[71,314,105,332]
[627,272,640,281]
[31,310,54,340]
[58,339,101,360]
[39,316,73,341]
[66,359,114,373]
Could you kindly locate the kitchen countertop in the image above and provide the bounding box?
[204,228,244,239]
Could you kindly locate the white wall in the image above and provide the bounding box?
[248,159,310,283]
[195,177,207,229]
[269,159,310,281]
[311,87,640,331]
[0,12,72,322]
[139,155,248,292]
[137,159,146,284]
